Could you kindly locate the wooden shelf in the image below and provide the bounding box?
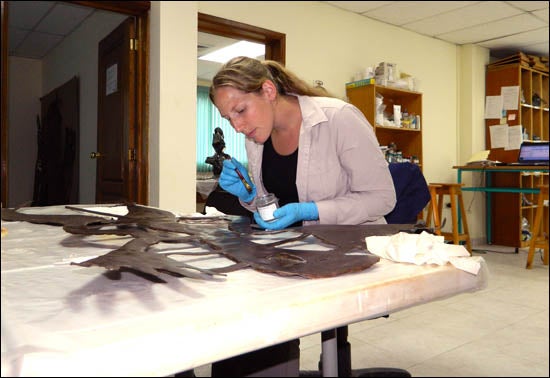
[346,84,423,166]
[485,57,549,248]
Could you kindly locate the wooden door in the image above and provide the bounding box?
[34,77,80,206]
[96,17,137,203]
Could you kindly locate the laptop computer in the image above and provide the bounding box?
[508,141,549,166]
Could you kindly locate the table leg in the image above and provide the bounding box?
[457,170,463,235]
[486,172,492,244]
[321,329,338,377]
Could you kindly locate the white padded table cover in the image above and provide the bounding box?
[1,205,488,377]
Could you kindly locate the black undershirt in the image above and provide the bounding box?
[262,136,301,227]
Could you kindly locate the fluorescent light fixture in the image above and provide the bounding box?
[199,40,265,63]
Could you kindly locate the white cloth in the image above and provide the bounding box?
[365,231,484,275]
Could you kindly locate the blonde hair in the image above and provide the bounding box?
[209,56,332,102]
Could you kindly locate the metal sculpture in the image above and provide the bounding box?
[1,204,409,282]
[205,127,231,176]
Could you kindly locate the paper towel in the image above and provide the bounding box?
[366,231,483,275]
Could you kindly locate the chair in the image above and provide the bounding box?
[304,162,431,377]
[203,182,253,217]
[526,185,549,269]
[385,162,432,224]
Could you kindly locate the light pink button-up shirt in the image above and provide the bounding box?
[241,95,396,225]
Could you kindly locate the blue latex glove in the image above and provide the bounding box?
[253,202,319,230]
[218,157,256,203]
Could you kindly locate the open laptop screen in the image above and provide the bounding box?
[518,142,549,165]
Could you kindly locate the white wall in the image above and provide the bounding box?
[7,57,42,207]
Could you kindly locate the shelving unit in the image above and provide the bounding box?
[346,84,423,166]
[486,62,548,162]
[490,171,549,248]
[520,173,549,249]
[485,55,549,248]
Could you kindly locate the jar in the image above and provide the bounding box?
[256,193,279,222]
[396,151,403,163]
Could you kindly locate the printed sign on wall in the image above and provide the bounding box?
[106,64,118,96]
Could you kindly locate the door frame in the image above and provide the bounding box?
[198,12,286,65]
[0,0,150,207]
[1,5,285,207]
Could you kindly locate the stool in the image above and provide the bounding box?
[526,185,549,269]
[426,183,471,254]
[426,184,442,236]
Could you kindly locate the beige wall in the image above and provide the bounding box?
[7,57,42,207]
[147,1,489,238]
[199,1,461,182]
[8,1,490,240]
[149,2,198,213]
[457,45,491,242]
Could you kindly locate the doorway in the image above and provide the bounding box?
[1,6,284,208]
[198,13,285,65]
[1,0,149,207]
[195,13,285,212]
[96,17,137,204]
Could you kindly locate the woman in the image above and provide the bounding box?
[209,56,396,376]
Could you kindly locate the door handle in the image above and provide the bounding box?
[90,152,102,159]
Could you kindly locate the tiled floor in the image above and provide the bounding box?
[193,244,549,377]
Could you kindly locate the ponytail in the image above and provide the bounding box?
[210,56,332,102]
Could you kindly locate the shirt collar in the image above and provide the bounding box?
[294,94,329,129]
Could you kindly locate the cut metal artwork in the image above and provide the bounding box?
[1,204,408,282]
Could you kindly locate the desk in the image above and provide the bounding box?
[1,206,488,377]
[454,165,549,245]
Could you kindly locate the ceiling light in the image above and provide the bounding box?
[199,40,265,63]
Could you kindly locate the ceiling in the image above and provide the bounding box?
[8,1,96,59]
[7,1,550,78]
[323,1,549,58]
[196,32,261,83]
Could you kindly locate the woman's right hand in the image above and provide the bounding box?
[219,158,256,203]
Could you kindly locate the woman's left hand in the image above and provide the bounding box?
[253,202,318,230]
